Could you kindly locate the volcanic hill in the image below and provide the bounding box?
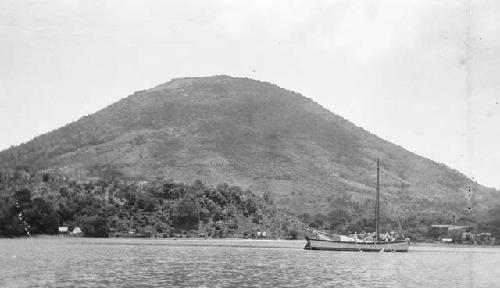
[1,75,497,222]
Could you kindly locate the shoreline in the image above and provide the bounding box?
[4,236,499,248]
[3,234,499,248]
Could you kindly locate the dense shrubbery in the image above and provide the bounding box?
[0,188,59,236]
[81,216,108,237]
[0,169,302,238]
[2,167,499,241]
[479,204,500,240]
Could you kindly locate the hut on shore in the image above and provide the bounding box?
[58,227,69,236]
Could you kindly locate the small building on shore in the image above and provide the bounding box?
[430,225,471,243]
[58,227,69,236]
[70,227,83,236]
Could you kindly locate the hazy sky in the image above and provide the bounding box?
[1,0,499,188]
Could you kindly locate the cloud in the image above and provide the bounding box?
[210,0,317,41]
[210,0,428,63]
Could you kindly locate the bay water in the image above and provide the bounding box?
[1,238,499,287]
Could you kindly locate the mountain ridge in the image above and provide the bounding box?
[1,75,498,223]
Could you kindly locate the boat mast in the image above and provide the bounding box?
[375,158,380,242]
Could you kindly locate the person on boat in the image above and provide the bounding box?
[383,233,389,242]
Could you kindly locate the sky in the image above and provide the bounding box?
[0,0,499,188]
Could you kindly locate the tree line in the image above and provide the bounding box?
[0,169,302,238]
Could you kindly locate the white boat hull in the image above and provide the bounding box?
[305,238,409,252]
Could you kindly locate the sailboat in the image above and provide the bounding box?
[304,159,410,252]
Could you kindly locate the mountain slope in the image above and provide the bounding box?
[1,75,498,222]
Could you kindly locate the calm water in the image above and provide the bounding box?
[1,238,499,287]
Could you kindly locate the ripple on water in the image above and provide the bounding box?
[0,238,499,287]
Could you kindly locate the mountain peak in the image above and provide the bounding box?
[150,75,244,92]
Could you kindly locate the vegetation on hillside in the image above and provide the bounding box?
[0,76,499,242]
[0,168,303,238]
[2,167,500,242]
[1,76,498,221]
